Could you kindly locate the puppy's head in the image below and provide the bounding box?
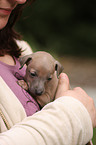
[19,51,64,96]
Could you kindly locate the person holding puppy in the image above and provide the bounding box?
[0,0,96,145]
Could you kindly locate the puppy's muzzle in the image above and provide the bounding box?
[35,88,44,96]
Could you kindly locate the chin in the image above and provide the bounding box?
[0,16,10,30]
[0,24,7,30]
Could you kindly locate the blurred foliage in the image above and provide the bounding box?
[15,0,96,57]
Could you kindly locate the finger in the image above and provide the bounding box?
[55,73,70,99]
[94,110,96,128]
[73,87,89,97]
[59,73,70,91]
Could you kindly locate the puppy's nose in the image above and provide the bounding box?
[35,89,43,96]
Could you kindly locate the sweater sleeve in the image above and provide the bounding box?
[0,96,93,145]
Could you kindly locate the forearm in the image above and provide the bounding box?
[0,97,93,145]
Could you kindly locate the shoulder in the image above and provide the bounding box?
[16,40,33,56]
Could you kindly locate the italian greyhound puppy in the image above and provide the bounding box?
[17,51,64,107]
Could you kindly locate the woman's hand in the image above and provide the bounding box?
[55,73,96,128]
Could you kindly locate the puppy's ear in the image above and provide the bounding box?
[55,61,64,78]
[19,54,32,69]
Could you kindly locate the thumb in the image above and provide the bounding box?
[55,73,70,99]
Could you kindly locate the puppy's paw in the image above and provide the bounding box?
[17,80,28,90]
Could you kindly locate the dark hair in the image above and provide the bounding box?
[0,0,35,58]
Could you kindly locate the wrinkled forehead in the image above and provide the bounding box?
[27,56,55,76]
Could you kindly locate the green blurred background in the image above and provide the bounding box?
[15,0,96,143]
[15,0,96,57]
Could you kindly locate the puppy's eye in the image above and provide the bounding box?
[47,77,52,81]
[30,72,36,77]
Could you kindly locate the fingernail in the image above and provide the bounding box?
[60,73,68,79]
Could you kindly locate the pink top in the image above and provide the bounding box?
[0,57,40,116]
